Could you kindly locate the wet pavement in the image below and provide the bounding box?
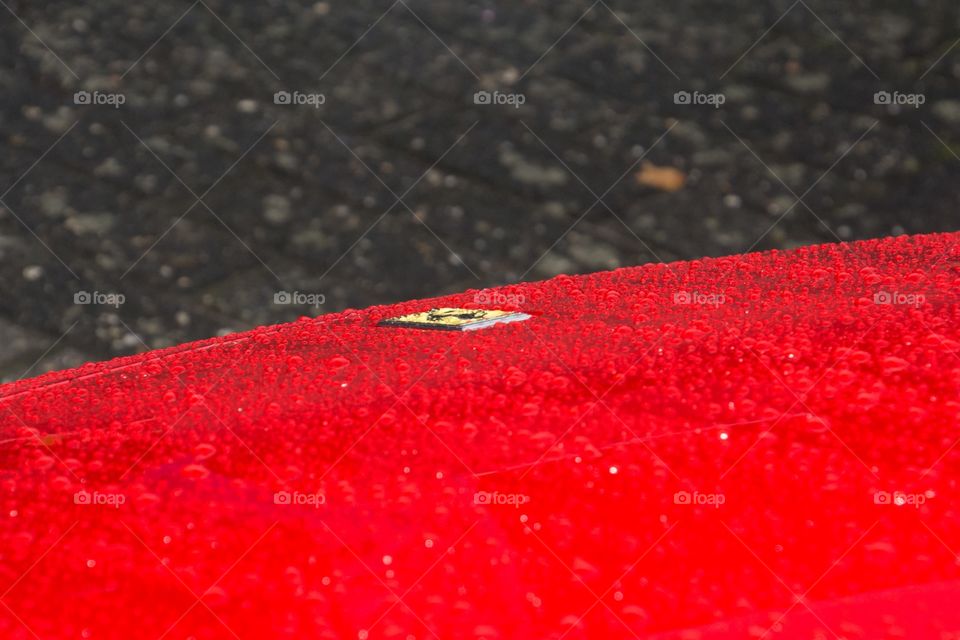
[1,0,958,378]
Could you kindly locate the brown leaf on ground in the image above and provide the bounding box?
[635,162,686,192]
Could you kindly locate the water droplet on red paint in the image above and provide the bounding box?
[135,492,161,507]
[203,585,229,607]
[10,531,33,550]
[571,557,600,580]
[194,443,216,460]
[882,356,910,374]
[474,625,500,639]
[505,367,527,387]
[328,356,350,369]
[181,464,210,479]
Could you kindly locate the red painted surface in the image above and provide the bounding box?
[2,232,960,639]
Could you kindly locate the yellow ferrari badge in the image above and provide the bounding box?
[378,308,530,331]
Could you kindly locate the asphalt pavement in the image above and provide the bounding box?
[1,0,958,378]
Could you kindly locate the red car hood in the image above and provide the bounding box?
[2,232,959,639]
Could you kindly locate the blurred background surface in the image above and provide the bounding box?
[1,0,958,378]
